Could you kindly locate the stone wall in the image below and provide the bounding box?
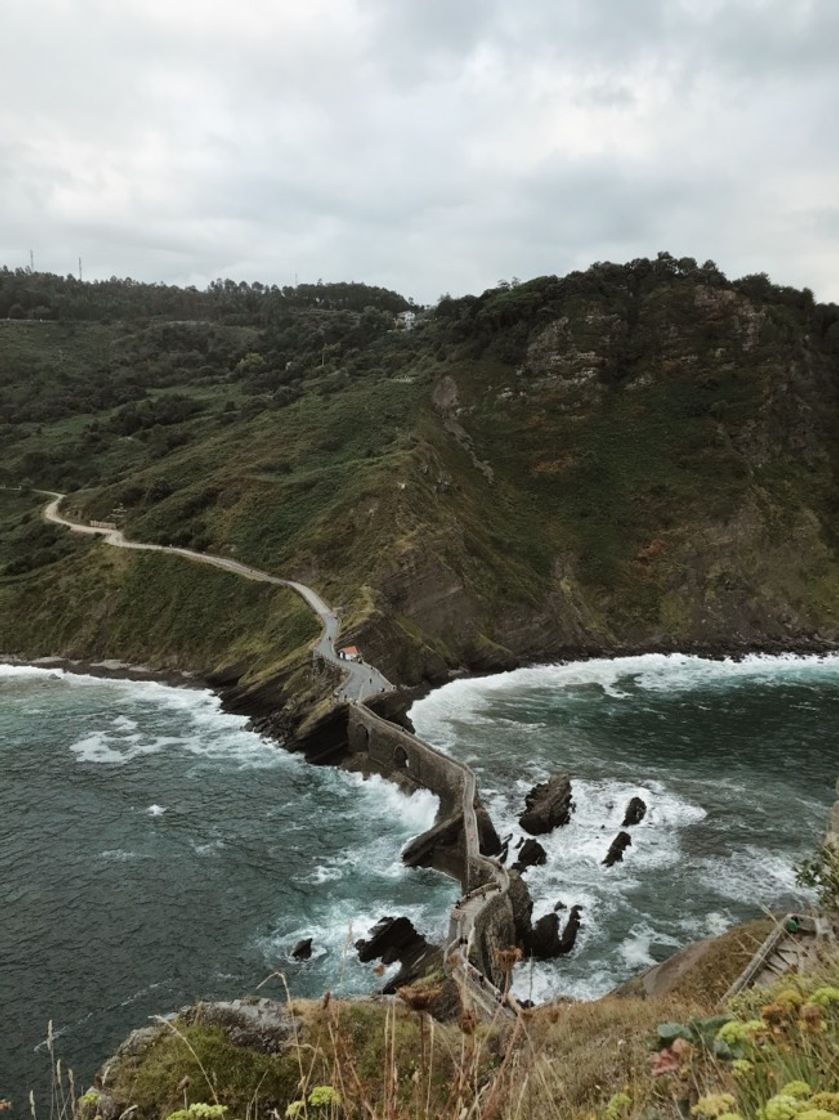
[346,701,532,988]
[347,703,465,820]
[468,890,517,989]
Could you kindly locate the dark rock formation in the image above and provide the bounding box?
[519,773,574,835]
[559,905,583,953]
[603,831,632,867]
[512,837,548,874]
[355,916,443,993]
[476,802,502,855]
[506,869,536,946]
[528,912,563,958]
[527,904,583,959]
[622,796,647,827]
[292,937,312,960]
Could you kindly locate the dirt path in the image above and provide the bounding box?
[40,490,515,1019]
[39,492,393,702]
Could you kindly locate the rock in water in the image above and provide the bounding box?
[621,796,647,827]
[527,904,584,958]
[292,937,313,960]
[558,905,583,953]
[519,773,574,835]
[602,831,632,867]
[528,912,563,958]
[355,916,443,993]
[512,837,548,874]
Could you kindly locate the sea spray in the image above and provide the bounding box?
[410,653,839,1004]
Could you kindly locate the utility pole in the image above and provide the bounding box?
[78,257,83,282]
[29,249,34,272]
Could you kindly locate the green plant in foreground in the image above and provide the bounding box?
[650,968,839,1120]
[285,1084,341,1117]
[795,842,839,914]
[166,1106,227,1120]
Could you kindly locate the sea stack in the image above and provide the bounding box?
[602,831,632,867]
[621,796,647,827]
[519,773,574,835]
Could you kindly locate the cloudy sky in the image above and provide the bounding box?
[2,0,838,302]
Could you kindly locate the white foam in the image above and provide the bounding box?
[410,652,839,741]
[100,848,149,862]
[147,804,166,816]
[71,732,136,765]
[342,771,440,834]
[697,845,807,904]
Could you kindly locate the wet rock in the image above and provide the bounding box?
[519,773,574,835]
[558,905,583,953]
[621,797,647,827]
[527,903,583,959]
[512,837,548,874]
[292,937,313,960]
[602,831,632,867]
[506,869,536,946]
[476,802,502,855]
[528,912,562,958]
[355,916,443,994]
[553,899,567,911]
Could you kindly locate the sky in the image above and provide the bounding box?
[2,0,838,303]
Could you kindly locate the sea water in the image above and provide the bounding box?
[0,665,451,1105]
[410,653,839,1004]
[2,654,837,1102]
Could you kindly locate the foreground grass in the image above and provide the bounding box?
[25,928,838,1120]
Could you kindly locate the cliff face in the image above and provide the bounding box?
[348,276,839,681]
[3,259,839,695]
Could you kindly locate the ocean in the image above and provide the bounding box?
[2,653,837,1103]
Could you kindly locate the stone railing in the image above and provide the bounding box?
[351,700,517,1016]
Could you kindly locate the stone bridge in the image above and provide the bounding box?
[40,489,522,1019]
[347,701,520,1006]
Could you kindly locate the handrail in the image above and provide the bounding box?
[38,489,518,1020]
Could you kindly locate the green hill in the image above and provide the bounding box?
[3,256,839,705]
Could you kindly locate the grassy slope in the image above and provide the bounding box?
[62,922,838,1120]
[3,269,839,692]
[0,491,318,684]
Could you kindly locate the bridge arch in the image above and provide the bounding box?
[393,744,410,770]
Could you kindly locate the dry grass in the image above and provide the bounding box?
[27,946,839,1120]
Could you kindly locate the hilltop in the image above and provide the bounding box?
[2,256,839,721]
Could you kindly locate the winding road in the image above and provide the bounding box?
[38,490,516,1020]
[39,491,392,702]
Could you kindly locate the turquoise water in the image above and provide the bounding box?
[1,653,837,1106]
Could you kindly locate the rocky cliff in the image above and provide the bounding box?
[3,258,839,701]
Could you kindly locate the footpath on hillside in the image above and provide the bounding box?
[38,490,517,1021]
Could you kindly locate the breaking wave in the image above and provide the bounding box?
[411,652,839,1001]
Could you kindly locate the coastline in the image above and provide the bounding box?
[5,633,839,748]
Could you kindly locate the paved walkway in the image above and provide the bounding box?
[39,492,392,702]
[40,489,516,1019]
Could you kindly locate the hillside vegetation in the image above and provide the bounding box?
[2,256,839,694]
[35,927,839,1120]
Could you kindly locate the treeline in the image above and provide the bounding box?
[431,252,839,365]
[0,268,412,324]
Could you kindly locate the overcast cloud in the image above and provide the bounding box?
[2,0,838,302]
